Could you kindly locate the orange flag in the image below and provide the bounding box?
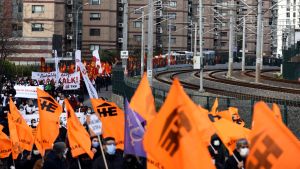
[246,102,300,169]
[91,99,124,150]
[217,107,245,126]
[228,107,245,126]
[7,113,22,159]
[130,73,156,123]
[65,99,94,159]
[213,118,250,155]
[210,98,218,115]
[35,88,62,156]
[272,103,282,121]
[9,98,34,151]
[143,79,215,169]
[0,125,12,158]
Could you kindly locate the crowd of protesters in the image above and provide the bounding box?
[0,75,251,169]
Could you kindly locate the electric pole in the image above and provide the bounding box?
[227,0,234,78]
[122,0,128,73]
[168,19,171,66]
[255,0,262,83]
[199,0,204,92]
[141,10,145,76]
[242,16,246,72]
[147,0,154,85]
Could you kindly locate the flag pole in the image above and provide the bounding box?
[209,143,218,154]
[77,158,82,169]
[12,159,16,168]
[97,135,109,169]
[233,153,244,169]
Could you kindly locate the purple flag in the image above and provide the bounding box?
[124,99,146,157]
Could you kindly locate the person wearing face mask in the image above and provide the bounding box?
[92,137,125,169]
[209,134,227,169]
[224,138,249,169]
[43,142,68,169]
[91,136,102,160]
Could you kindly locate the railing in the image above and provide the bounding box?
[112,64,300,138]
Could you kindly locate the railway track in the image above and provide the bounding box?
[199,70,300,95]
[154,69,300,107]
[244,70,300,85]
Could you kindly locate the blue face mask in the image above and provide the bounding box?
[106,145,116,155]
[92,142,100,148]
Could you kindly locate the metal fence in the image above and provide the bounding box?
[112,65,300,138]
[282,43,300,80]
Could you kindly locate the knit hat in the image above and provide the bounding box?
[53,142,66,154]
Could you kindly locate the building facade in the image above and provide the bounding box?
[81,0,117,57]
[273,0,300,58]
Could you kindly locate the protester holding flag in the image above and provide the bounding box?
[43,142,68,169]
[209,134,227,169]
[224,138,249,169]
[92,137,124,169]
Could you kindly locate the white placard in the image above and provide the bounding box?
[22,112,85,128]
[87,114,102,136]
[14,85,44,99]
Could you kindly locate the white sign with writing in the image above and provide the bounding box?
[14,85,44,99]
[87,114,102,136]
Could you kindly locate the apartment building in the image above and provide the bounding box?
[273,0,300,58]
[190,0,272,60]
[81,0,117,57]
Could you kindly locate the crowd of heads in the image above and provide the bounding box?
[0,75,252,169]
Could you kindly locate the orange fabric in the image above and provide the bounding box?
[35,88,62,156]
[91,99,124,150]
[65,99,94,159]
[228,107,245,126]
[9,98,34,151]
[216,110,232,121]
[272,103,282,121]
[7,113,22,159]
[143,79,216,169]
[213,118,250,155]
[210,98,218,115]
[0,125,12,158]
[130,74,156,124]
[246,102,300,169]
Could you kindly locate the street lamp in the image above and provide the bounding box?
[75,3,89,50]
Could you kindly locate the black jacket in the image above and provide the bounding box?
[92,150,124,169]
[43,151,68,169]
[224,149,246,169]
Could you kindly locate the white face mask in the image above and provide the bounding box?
[33,150,40,155]
[213,140,220,146]
[239,148,249,157]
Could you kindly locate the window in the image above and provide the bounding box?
[287,13,290,17]
[221,42,227,46]
[168,13,176,19]
[90,13,101,20]
[221,32,227,36]
[32,5,44,13]
[90,0,100,5]
[170,25,176,31]
[134,35,142,42]
[89,29,100,36]
[90,44,100,51]
[171,38,176,44]
[134,21,142,28]
[18,5,22,12]
[293,12,296,17]
[169,1,177,7]
[31,23,44,31]
[134,8,142,14]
